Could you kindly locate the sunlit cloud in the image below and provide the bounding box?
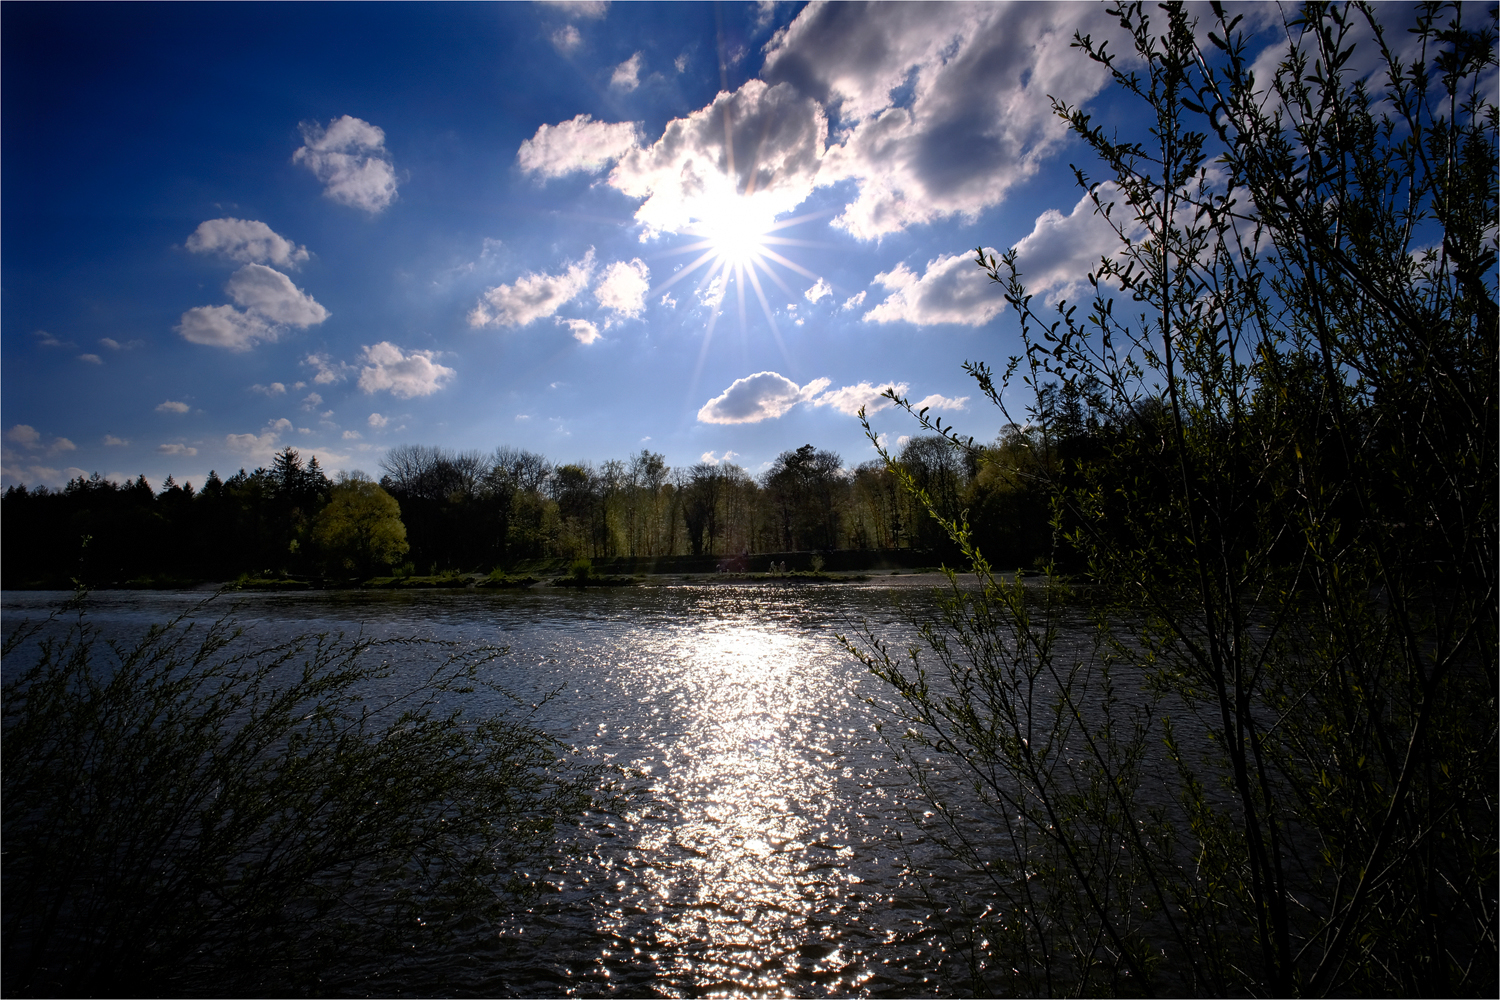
[810,380,908,416]
[293,115,399,214]
[356,342,456,398]
[186,218,310,269]
[156,400,191,414]
[517,115,641,179]
[470,249,595,327]
[862,248,1005,327]
[697,371,829,424]
[610,51,643,91]
[804,278,832,303]
[556,317,602,344]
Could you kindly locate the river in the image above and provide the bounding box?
[3,580,981,997]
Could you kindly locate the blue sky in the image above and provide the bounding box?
[1,1,1364,489]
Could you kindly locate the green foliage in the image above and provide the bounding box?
[1,594,596,995]
[312,478,410,577]
[857,2,1496,995]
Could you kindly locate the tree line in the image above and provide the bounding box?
[1,423,1072,585]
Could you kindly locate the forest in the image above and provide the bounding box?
[0,418,1061,586]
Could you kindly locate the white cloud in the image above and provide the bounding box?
[556,317,602,344]
[804,277,832,303]
[103,435,129,447]
[177,304,274,350]
[78,353,103,365]
[156,400,190,414]
[49,437,76,454]
[696,371,829,424]
[250,382,287,396]
[810,380,909,416]
[470,249,594,327]
[762,3,1118,239]
[293,115,399,214]
[34,330,74,349]
[674,52,688,73]
[99,337,144,350]
[178,265,327,351]
[698,274,726,310]
[6,425,41,448]
[343,430,362,440]
[611,51,643,91]
[303,353,353,385]
[595,258,650,319]
[541,0,608,17]
[517,114,642,180]
[608,79,826,237]
[267,418,294,434]
[225,430,282,465]
[550,24,582,53]
[912,392,969,412]
[301,392,323,411]
[225,264,329,326]
[842,290,866,310]
[660,292,677,308]
[700,449,741,465]
[1010,183,1139,300]
[368,412,388,428]
[158,443,198,456]
[185,218,310,269]
[356,342,456,398]
[863,249,1005,327]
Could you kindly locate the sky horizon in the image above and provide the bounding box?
[2,1,1421,492]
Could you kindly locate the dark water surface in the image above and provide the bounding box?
[3,583,971,997]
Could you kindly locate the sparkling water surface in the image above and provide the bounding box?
[3,583,973,996]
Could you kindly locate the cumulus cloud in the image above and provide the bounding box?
[103,435,129,446]
[186,218,310,269]
[301,392,323,411]
[863,249,1005,327]
[368,413,388,428]
[556,317,601,344]
[761,2,1117,239]
[293,115,399,214]
[541,0,608,17]
[595,258,650,320]
[550,24,582,53]
[225,264,329,326]
[611,51,643,91]
[809,380,908,416]
[1009,183,1140,300]
[696,371,829,424]
[304,353,352,385]
[342,430,362,440]
[78,353,103,365]
[156,400,190,414]
[5,425,41,448]
[225,430,282,464]
[49,437,76,454]
[804,277,832,303]
[177,305,274,350]
[250,382,287,396]
[158,443,198,456]
[608,79,826,237]
[470,249,594,327]
[517,114,642,179]
[34,330,74,349]
[178,265,328,351]
[700,449,741,465]
[356,342,456,398]
[842,290,867,310]
[912,392,969,412]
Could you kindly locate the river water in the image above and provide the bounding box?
[2,581,982,997]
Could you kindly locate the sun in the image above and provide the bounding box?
[701,197,773,267]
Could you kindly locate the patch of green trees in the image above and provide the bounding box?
[3,427,1059,584]
[855,2,1496,995]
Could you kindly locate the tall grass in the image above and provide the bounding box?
[2,593,596,996]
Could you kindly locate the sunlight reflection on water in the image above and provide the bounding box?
[3,584,962,996]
